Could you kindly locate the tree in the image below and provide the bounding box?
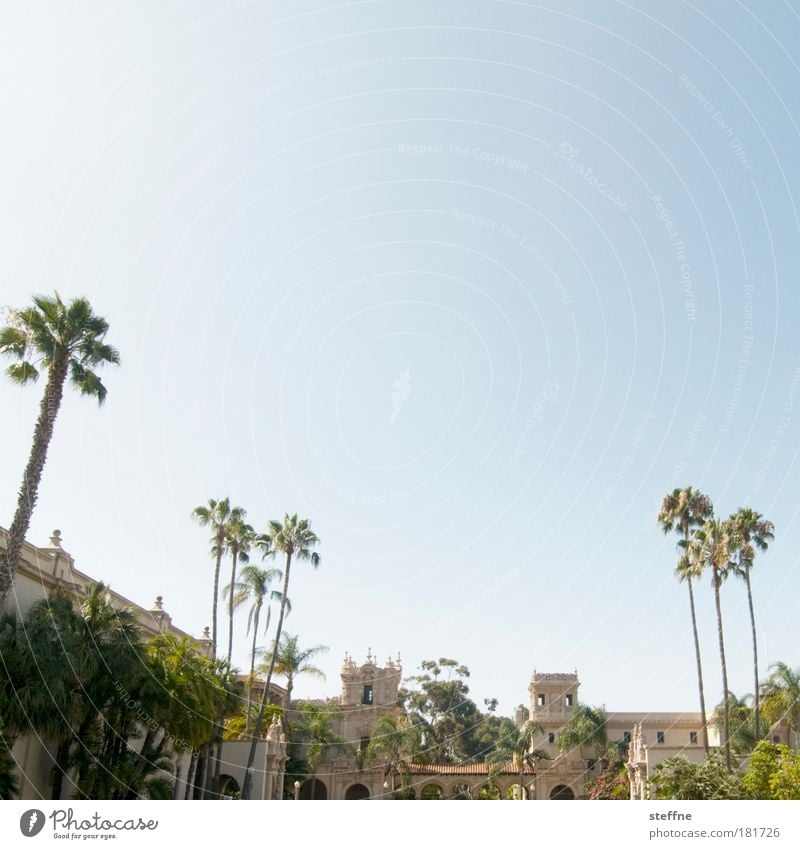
[0,293,119,600]
[558,704,611,764]
[225,563,284,678]
[241,514,320,800]
[366,715,421,795]
[224,510,253,666]
[0,718,18,799]
[712,692,756,755]
[743,741,800,800]
[658,487,714,753]
[761,662,800,746]
[293,702,352,799]
[688,517,738,769]
[728,508,774,740]
[490,720,546,801]
[650,752,745,800]
[259,633,327,706]
[191,497,231,658]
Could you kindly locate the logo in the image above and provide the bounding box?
[19,810,45,837]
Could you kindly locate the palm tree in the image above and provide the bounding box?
[259,633,327,706]
[294,702,352,799]
[0,293,119,600]
[658,487,714,753]
[191,497,231,657]
[688,517,738,770]
[365,715,421,796]
[0,718,18,799]
[491,719,546,800]
[224,509,253,665]
[225,564,284,678]
[241,514,320,800]
[728,508,774,740]
[712,692,757,755]
[761,662,800,747]
[558,704,611,764]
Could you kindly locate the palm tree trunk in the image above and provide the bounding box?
[744,568,760,740]
[686,576,710,754]
[713,571,732,770]
[183,753,197,800]
[211,543,223,657]
[241,551,293,800]
[250,603,261,677]
[227,544,238,665]
[1,355,68,601]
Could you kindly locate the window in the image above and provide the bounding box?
[537,694,545,707]
[565,694,573,707]
[772,735,781,744]
[548,733,555,744]
[656,731,665,745]
[362,685,373,705]
[622,731,631,745]
[587,759,596,771]
[690,731,697,745]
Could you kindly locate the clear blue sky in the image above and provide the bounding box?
[2,0,800,717]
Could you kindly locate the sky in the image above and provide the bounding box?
[2,0,800,718]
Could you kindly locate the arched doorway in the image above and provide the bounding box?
[421,783,443,799]
[345,783,370,800]
[505,783,528,800]
[218,775,241,799]
[300,779,328,799]
[450,783,471,799]
[550,784,575,800]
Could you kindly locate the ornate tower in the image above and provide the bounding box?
[528,671,580,722]
[340,649,402,707]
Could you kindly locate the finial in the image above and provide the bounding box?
[202,626,210,639]
[153,595,164,610]
[49,529,63,549]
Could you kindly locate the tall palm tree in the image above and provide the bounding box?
[225,564,284,678]
[241,514,320,800]
[688,517,738,770]
[728,507,774,740]
[259,633,327,706]
[658,487,714,753]
[365,715,421,796]
[761,662,800,747]
[0,293,119,600]
[224,509,253,666]
[492,719,546,800]
[191,497,231,657]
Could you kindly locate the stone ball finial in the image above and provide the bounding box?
[202,626,210,639]
[153,595,164,610]
[49,529,63,549]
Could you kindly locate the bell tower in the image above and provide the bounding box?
[528,670,580,722]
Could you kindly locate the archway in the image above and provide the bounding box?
[550,784,575,800]
[300,778,328,799]
[345,783,370,800]
[218,775,241,799]
[450,783,471,800]
[421,783,444,799]
[505,783,528,800]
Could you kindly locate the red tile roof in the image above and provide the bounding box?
[406,762,535,775]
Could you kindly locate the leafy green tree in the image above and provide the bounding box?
[586,762,629,799]
[191,497,232,657]
[0,293,119,599]
[688,517,738,769]
[743,741,800,800]
[558,704,612,763]
[489,720,546,801]
[259,633,327,706]
[761,662,800,746]
[650,753,745,800]
[728,508,774,740]
[293,702,353,799]
[658,487,714,753]
[241,514,320,800]
[712,692,757,755]
[366,715,421,795]
[0,718,18,799]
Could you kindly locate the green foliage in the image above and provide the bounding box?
[0,718,19,799]
[743,741,800,800]
[712,692,758,755]
[650,753,746,800]
[557,704,611,760]
[585,762,628,799]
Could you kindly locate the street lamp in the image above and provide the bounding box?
[294,780,301,800]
